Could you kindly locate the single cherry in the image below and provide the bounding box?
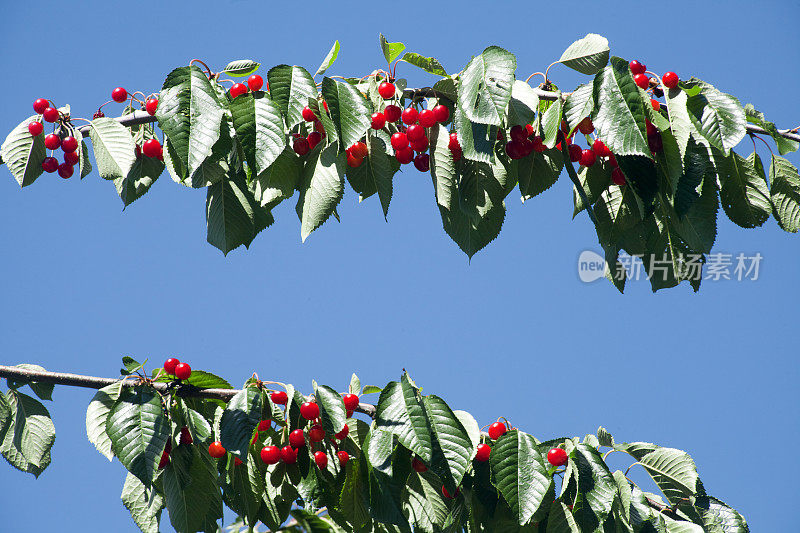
[234,457,243,466]
[475,443,491,462]
[402,107,419,125]
[383,104,402,123]
[261,445,280,464]
[28,122,43,137]
[451,146,462,161]
[505,140,524,160]
[111,87,128,103]
[351,141,369,159]
[302,106,316,122]
[33,98,49,115]
[577,117,594,135]
[412,457,427,473]
[592,139,610,158]
[57,163,73,179]
[42,157,59,173]
[406,124,425,142]
[488,422,507,440]
[314,451,328,469]
[346,151,363,168]
[307,131,322,150]
[391,132,409,150]
[271,391,288,405]
[230,83,248,98]
[651,99,661,112]
[568,144,583,163]
[300,401,320,420]
[611,167,626,186]
[308,424,326,443]
[547,447,568,467]
[42,107,59,123]
[608,154,618,167]
[629,60,646,76]
[395,146,414,164]
[662,72,679,89]
[432,104,449,123]
[371,112,386,130]
[159,441,171,469]
[645,119,657,137]
[510,125,526,142]
[64,151,80,166]
[418,109,437,128]
[335,424,349,440]
[342,394,360,411]
[179,426,193,446]
[532,136,546,153]
[409,136,428,152]
[442,486,457,499]
[289,429,306,448]
[145,98,158,116]
[142,139,162,158]
[579,149,597,167]
[280,445,297,464]
[164,358,180,374]
[257,419,271,431]
[61,136,78,153]
[378,82,395,99]
[337,450,350,466]
[413,153,430,172]
[634,74,649,90]
[448,132,460,151]
[174,362,191,380]
[44,134,61,150]
[293,137,310,156]
[208,441,226,458]
[247,74,263,92]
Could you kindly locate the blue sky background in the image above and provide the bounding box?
[1,0,798,530]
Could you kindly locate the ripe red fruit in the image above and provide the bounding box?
[418,109,437,128]
[475,443,491,462]
[143,139,162,158]
[293,137,310,156]
[208,441,226,458]
[352,141,369,159]
[42,157,59,173]
[337,450,350,466]
[391,132,409,150]
[568,144,583,163]
[547,447,568,466]
[342,394,360,411]
[442,486,458,499]
[645,119,658,137]
[335,424,349,440]
[413,153,430,172]
[164,358,179,374]
[302,106,316,122]
[592,139,610,158]
[412,457,427,473]
[44,134,61,150]
[448,132,460,151]
[279,445,297,464]
[289,429,306,448]
[57,163,73,179]
[261,445,280,464]
[346,152,364,168]
[395,146,414,164]
[314,451,328,469]
[378,82,396,99]
[406,124,425,142]
[43,107,59,123]
[409,136,429,152]
[271,391,288,405]
[234,457,243,466]
[629,60,646,76]
[525,124,535,138]
[371,112,386,130]
[611,167,626,186]
[510,125,526,142]
[662,72,679,89]
[505,140,525,160]
[33,98,49,114]
[64,151,80,166]
[530,136,545,153]
[300,401,320,420]
[257,419,271,432]
[519,138,535,157]
[383,104,402,123]
[180,426,193,445]
[307,131,322,150]
[229,83,247,98]
[61,136,78,153]
[451,146,462,161]
[488,422,507,440]
[247,74,263,92]
[174,362,191,380]
[433,104,450,123]
[313,120,326,135]
[346,409,354,418]
[146,98,158,116]
[608,154,618,167]
[648,133,663,153]
[634,74,649,90]
[578,117,595,135]
[308,424,326,443]
[28,122,43,137]
[401,107,419,125]
[111,87,128,103]
[579,149,597,167]
[159,442,171,468]
[651,99,661,112]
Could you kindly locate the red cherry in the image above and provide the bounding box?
[412,457,427,473]
[634,74,649,90]
[662,72,679,89]
[401,107,419,125]
[531,136,545,153]
[44,134,61,150]
[174,362,191,380]
[342,394,360,411]
[42,107,59,123]
[179,426,193,445]
[505,141,524,160]
[280,445,298,464]
[230,83,248,98]
[323,101,329,113]
[442,485,457,499]
[406,124,425,142]
[371,112,386,130]
[525,124,535,137]
[289,429,306,448]
[61,136,78,153]
[648,134,663,153]
[293,137,310,156]
[413,153,430,172]
[158,444,171,469]
[346,152,363,168]
[488,422,507,440]
[611,167,626,186]
[300,401,320,420]
[608,154,618,167]
[432,104,450,123]
[579,149,597,167]
[64,151,80,166]
[629,60,646,76]
[261,445,280,464]
[395,146,414,164]
[475,443,491,462]
[448,132,460,151]
[111,87,128,103]
[164,358,180,374]
[234,457,243,466]
[645,119,657,137]
[143,139,162,158]
[208,441,226,458]
[335,424,349,440]
[451,146,462,161]
[257,419,271,431]
[271,391,288,405]
[42,157,59,173]
[307,131,322,150]
[28,122,43,137]
[33,98,49,114]
[383,104,401,122]
[378,82,396,99]
[547,447,568,467]
[313,119,326,135]
[391,132,409,150]
[410,136,429,153]
[651,99,661,112]
[146,98,158,116]
[578,118,595,135]
[337,450,350,466]
[418,109,437,128]
[592,139,610,158]
[302,106,316,122]
[568,144,583,163]
[57,163,73,179]
[314,451,328,469]
[519,138,535,156]
[510,125,526,142]
[308,424,326,443]
[352,141,369,159]
[346,409,354,418]
[247,74,263,92]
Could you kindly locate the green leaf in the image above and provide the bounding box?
[321,77,372,151]
[564,83,594,134]
[573,159,611,217]
[1,115,46,187]
[267,64,317,129]
[422,394,473,492]
[454,104,497,163]
[223,59,260,77]
[457,46,516,126]
[296,141,346,242]
[695,494,749,532]
[546,501,580,532]
[541,94,563,148]
[572,444,616,527]
[400,52,448,76]
[206,169,273,255]
[121,471,164,533]
[597,427,614,448]
[163,446,222,533]
[115,130,163,207]
[715,149,771,228]
[668,176,718,254]
[315,40,340,78]
[219,388,263,460]
[373,375,433,463]
[490,429,553,525]
[345,132,397,218]
[518,147,563,201]
[79,140,93,178]
[592,56,650,156]
[10,363,54,401]
[638,447,699,504]
[0,391,55,477]
[666,87,692,160]
[230,91,285,175]
[182,370,233,390]
[252,147,301,209]
[403,470,450,531]
[770,154,800,232]
[745,103,799,155]
[684,79,746,154]
[558,33,610,75]
[594,184,642,249]
[314,384,347,436]
[223,451,264,527]
[507,80,540,127]
[106,387,170,488]
[89,117,137,179]
[86,381,122,461]
[379,34,406,64]
[362,385,383,395]
[349,374,362,396]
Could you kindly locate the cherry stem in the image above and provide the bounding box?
[645,71,664,88]
[189,59,213,75]
[543,61,559,83]
[751,133,774,157]
[216,79,235,87]
[525,72,546,84]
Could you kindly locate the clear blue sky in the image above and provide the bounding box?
[1,0,798,530]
